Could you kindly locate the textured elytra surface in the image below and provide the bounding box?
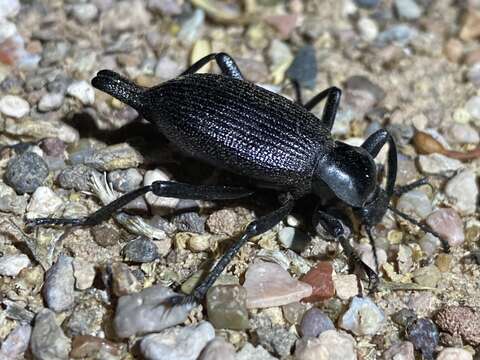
[140,73,334,194]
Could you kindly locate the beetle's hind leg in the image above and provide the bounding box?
[180,53,244,80]
[303,87,342,132]
[26,181,254,228]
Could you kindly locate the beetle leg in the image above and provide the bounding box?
[168,197,295,305]
[291,79,303,105]
[26,181,253,228]
[394,177,431,196]
[180,52,244,80]
[303,87,342,131]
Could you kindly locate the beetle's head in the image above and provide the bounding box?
[313,141,377,208]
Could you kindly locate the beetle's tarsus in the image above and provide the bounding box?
[166,294,198,307]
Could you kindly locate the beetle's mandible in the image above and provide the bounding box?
[28,53,449,304]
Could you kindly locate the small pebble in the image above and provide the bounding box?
[464,95,480,120]
[294,330,357,360]
[235,343,277,360]
[155,56,183,81]
[0,18,16,43]
[418,233,442,257]
[406,318,439,360]
[91,223,120,247]
[38,92,64,112]
[0,0,20,19]
[357,17,379,41]
[394,0,423,20]
[148,0,182,16]
[391,308,417,328]
[42,254,75,312]
[40,138,66,157]
[207,285,249,330]
[418,153,463,174]
[243,261,312,308]
[0,324,31,359]
[286,45,317,89]
[198,337,235,360]
[108,168,143,192]
[5,151,49,194]
[332,274,358,300]
[300,308,335,338]
[84,143,144,171]
[300,261,335,302]
[140,322,215,360]
[412,265,441,288]
[435,253,452,272]
[264,14,298,39]
[460,8,480,41]
[178,9,205,45]
[172,212,205,233]
[396,189,432,220]
[0,94,29,118]
[282,302,307,325]
[71,3,98,24]
[110,262,141,296]
[206,208,243,236]
[102,0,150,33]
[30,309,71,360]
[268,39,294,84]
[67,80,95,105]
[57,164,100,192]
[437,348,473,360]
[445,170,478,215]
[445,123,480,144]
[277,226,309,252]
[376,24,417,47]
[26,186,63,219]
[70,335,121,358]
[114,285,193,338]
[383,341,415,360]
[354,0,379,8]
[251,317,297,357]
[426,208,465,247]
[339,296,385,336]
[72,258,96,290]
[144,169,179,210]
[122,236,159,263]
[435,306,480,346]
[0,254,30,277]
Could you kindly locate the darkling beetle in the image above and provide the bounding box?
[28,53,449,304]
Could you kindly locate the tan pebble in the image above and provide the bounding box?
[444,38,464,63]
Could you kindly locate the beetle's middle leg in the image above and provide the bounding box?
[180,52,244,80]
[303,87,342,131]
[26,181,254,227]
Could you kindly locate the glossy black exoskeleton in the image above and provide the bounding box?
[28,53,448,304]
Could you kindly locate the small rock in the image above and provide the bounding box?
[101,0,151,33]
[357,17,379,41]
[65,300,106,337]
[391,308,417,328]
[42,254,75,312]
[426,208,465,247]
[445,123,480,144]
[84,143,143,171]
[406,318,439,360]
[155,56,183,81]
[108,168,143,192]
[67,80,95,105]
[264,14,298,39]
[0,254,30,277]
[122,236,159,263]
[110,262,141,296]
[172,212,205,233]
[268,39,294,84]
[26,186,63,219]
[252,319,297,357]
[0,324,31,359]
[300,308,335,338]
[30,309,71,360]
[356,243,387,273]
[114,285,193,338]
[41,138,67,157]
[235,343,277,360]
[332,274,358,300]
[300,261,335,302]
[394,0,423,20]
[345,75,385,112]
[286,45,317,89]
[418,153,463,174]
[437,348,473,360]
[148,0,182,16]
[435,253,452,272]
[418,233,442,257]
[144,169,179,210]
[70,335,122,358]
[444,38,464,63]
[91,223,120,247]
[140,322,215,360]
[465,95,480,120]
[178,9,205,45]
[396,189,432,220]
[71,3,98,24]
[207,285,249,330]
[435,306,480,346]
[278,227,309,252]
[206,209,243,236]
[282,302,307,325]
[38,92,64,112]
[243,261,312,308]
[339,296,385,336]
[460,9,480,41]
[72,258,96,290]
[445,170,478,215]
[5,151,49,194]
[412,265,441,288]
[355,0,380,9]
[57,164,100,192]
[383,341,415,360]
[0,95,29,118]
[294,330,357,360]
[0,0,20,19]
[198,337,235,360]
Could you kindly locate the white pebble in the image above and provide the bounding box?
[418,153,463,174]
[437,348,472,360]
[0,18,16,42]
[26,186,63,219]
[71,3,98,24]
[72,258,96,290]
[0,0,20,19]
[445,169,478,215]
[339,296,385,336]
[144,169,179,211]
[445,123,479,144]
[464,95,480,121]
[38,93,64,112]
[357,17,378,41]
[0,254,30,276]
[396,189,432,220]
[67,80,95,105]
[295,330,357,360]
[0,95,30,118]
[333,274,358,300]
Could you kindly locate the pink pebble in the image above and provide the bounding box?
[426,208,465,246]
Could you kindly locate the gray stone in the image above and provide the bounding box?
[140,322,215,360]
[407,318,439,360]
[108,168,143,192]
[0,0,20,19]
[413,265,441,288]
[84,143,143,171]
[38,93,64,112]
[445,170,478,215]
[394,0,423,20]
[198,337,235,360]
[354,0,380,9]
[71,3,98,24]
[122,236,159,263]
[0,254,30,277]
[66,80,95,105]
[30,309,71,360]
[383,341,415,360]
[0,324,31,358]
[396,189,432,220]
[418,153,463,174]
[251,316,297,357]
[172,212,205,233]
[294,330,357,360]
[5,152,49,194]
[235,343,277,360]
[300,308,335,338]
[42,254,75,312]
[57,164,101,191]
[178,9,205,45]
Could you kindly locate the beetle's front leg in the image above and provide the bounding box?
[180,52,244,80]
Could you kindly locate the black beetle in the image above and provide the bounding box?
[28,53,448,304]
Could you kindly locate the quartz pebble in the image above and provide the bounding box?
[243,261,312,308]
[437,348,472,360]
[0,95,29,118]
[26,186,63,219]
[394,0,423,20]
[0,0,20,19]
[339,296,385,336]
[30,309,71,360]
[435,305,480,346]
[383,341,414,360]
[71,3,98,24]
[0,254,30,277]
[43,254,75,312]
[114,285,193,338]
[282,302,307,325]
[294,330,357,360]
[426,208,465,247]
[357,17,379,41]
[122,236,159,263]
[72,258,96,290]
[300,308,335,338]
[67,80,95,105]
[445,170,478,215]
[396,189,432,220]
[418,153,463,174]
[38,92,64,112]
[300,261,335,302]
[5,152,49,194]
[140,322,215,360]
[235,343,277,360]
[332,274,358,300]
[0,324,31,359]
[207,285,249,330]
[406,318,439,360]
[198,337,235,360]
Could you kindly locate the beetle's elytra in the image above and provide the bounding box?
[28,52,448,304]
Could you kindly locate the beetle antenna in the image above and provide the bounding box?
[365,226,380,275]
[387,205,450,253]
[92,70,146,112]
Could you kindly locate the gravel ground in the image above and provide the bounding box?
[1,0,480,359]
